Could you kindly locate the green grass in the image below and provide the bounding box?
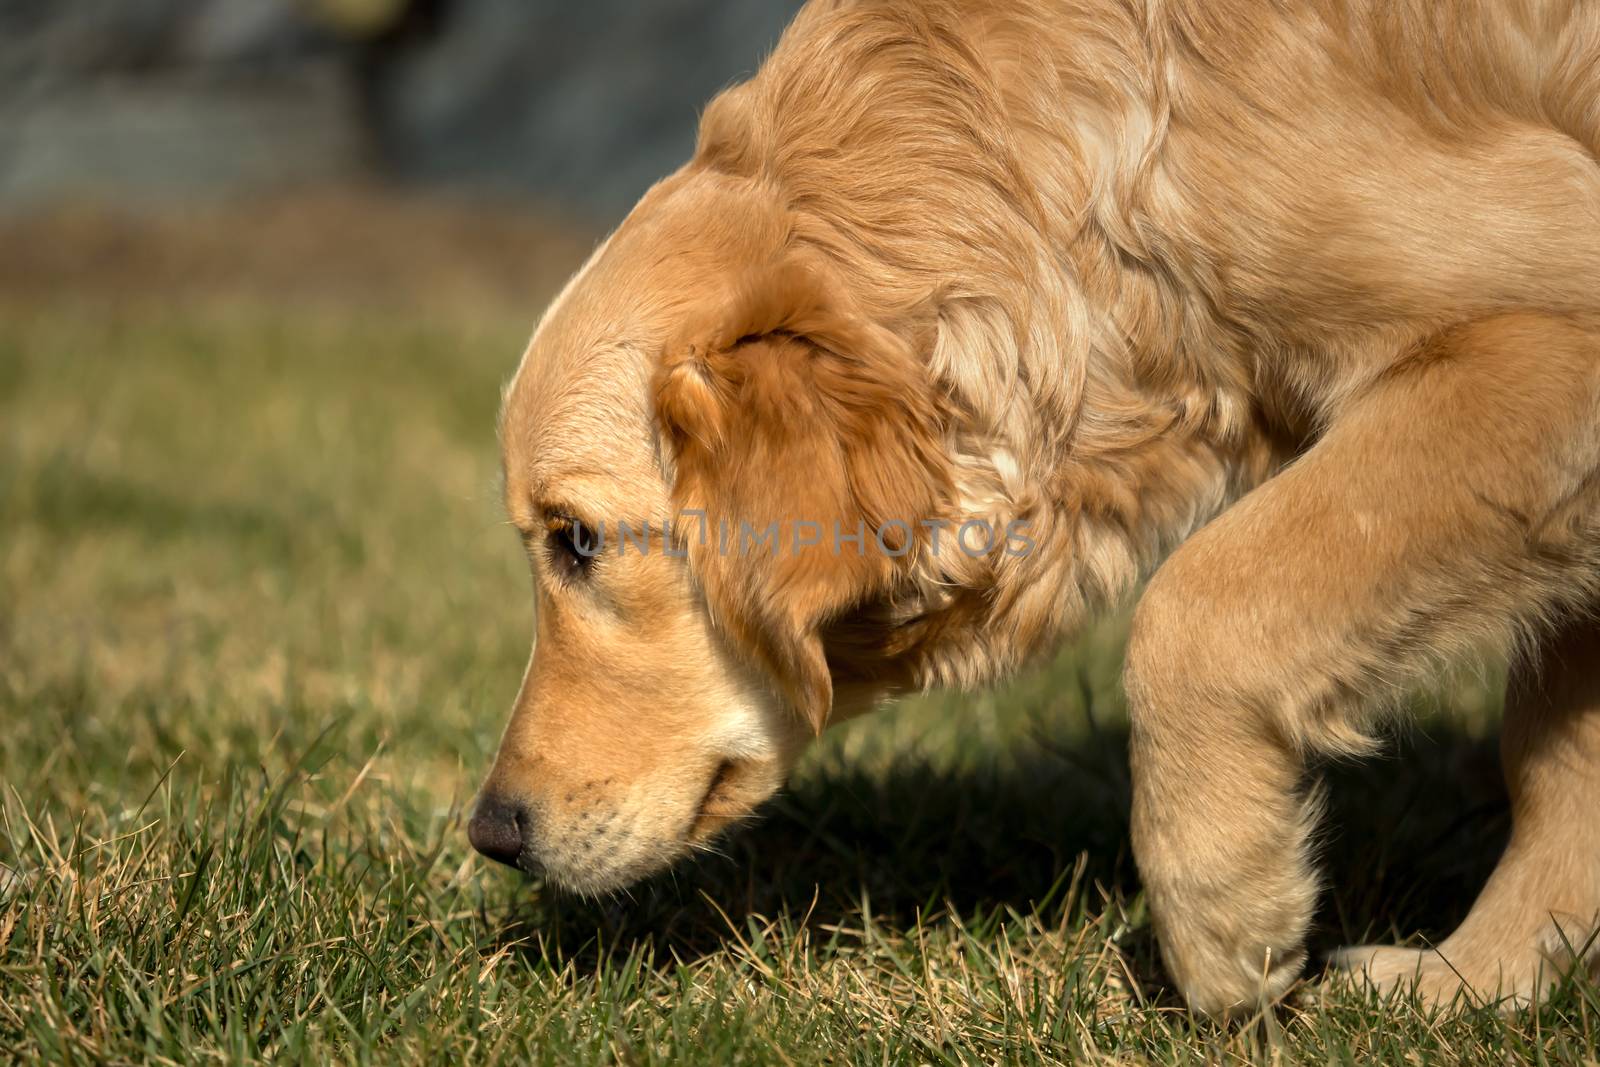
[2,292,1597,1065]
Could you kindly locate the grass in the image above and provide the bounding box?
[3,213,1598,1064]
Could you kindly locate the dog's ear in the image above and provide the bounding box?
[654,258,948,733]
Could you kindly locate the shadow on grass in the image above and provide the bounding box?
[486,706,1511,994]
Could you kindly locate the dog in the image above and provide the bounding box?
[470,0,1600,1015]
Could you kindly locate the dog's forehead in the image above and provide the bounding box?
[498,167,765,526]
[500,333,663,524]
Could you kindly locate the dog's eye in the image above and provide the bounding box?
[545,517,601,581]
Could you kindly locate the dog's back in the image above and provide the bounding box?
[1344,0,1600,156]
[737,0,1600,420]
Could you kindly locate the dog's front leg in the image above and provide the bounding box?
[1334,616,1600,1006]
[1124,313,1600,1016]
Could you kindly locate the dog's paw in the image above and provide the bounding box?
[1330,945,1482,1007]
[1329,938,1579,1010]
[1167,936,1308,1018]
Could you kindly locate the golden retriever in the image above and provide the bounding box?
[470,0,1600,1016]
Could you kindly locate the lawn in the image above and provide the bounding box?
[2,203,1596,1064]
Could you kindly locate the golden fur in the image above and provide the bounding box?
[475,0,1600,1015]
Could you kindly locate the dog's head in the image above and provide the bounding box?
[469,170,951,891]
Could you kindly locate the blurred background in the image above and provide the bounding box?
[2,0,802,221]
[2,0,811,322]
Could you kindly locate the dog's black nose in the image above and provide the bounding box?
[468,794,529,869]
